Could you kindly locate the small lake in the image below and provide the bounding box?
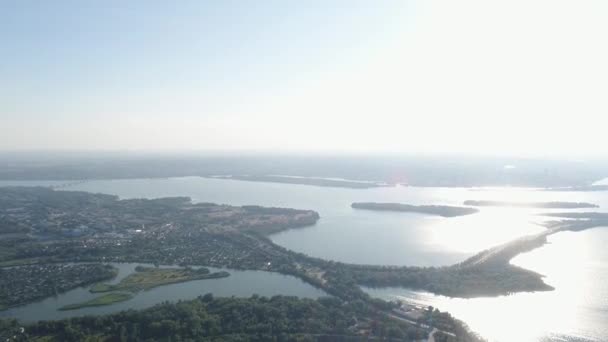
[0,263,326,322]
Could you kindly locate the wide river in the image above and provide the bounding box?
[1,177,607,341]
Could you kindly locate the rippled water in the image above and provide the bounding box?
[1,177,607,341]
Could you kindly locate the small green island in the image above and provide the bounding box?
[463,200,598,209]
[59,293,133,311]
[544,184,608,192]
[351,202,479,217]
[60,266,230,310]
[91,266,230,293]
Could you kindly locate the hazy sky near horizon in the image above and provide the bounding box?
[1,0,607,157]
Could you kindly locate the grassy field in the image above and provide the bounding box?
[89,283,113,293]
[91,266,230,293]
[59,293,133,311]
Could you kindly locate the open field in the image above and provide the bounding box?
[91,266,230,293]
[59,293,133,311]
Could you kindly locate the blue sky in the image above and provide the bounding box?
[2,1,407,115]
[1,1,607,157]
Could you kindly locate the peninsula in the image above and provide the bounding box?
[351,202,479,217]
[540,212,608,231]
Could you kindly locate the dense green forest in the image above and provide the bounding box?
[0,295,462,342]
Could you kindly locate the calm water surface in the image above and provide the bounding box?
[1,177,607,341]
[3,177,589,266]
[0,263,326,322]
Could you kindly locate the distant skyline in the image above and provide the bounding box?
[1,0,607,157]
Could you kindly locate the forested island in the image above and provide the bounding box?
[542,212,608,220]
[351,202,479,217]
[543,184,608,192]
[210,175,390,189]
[463,200,598,208]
